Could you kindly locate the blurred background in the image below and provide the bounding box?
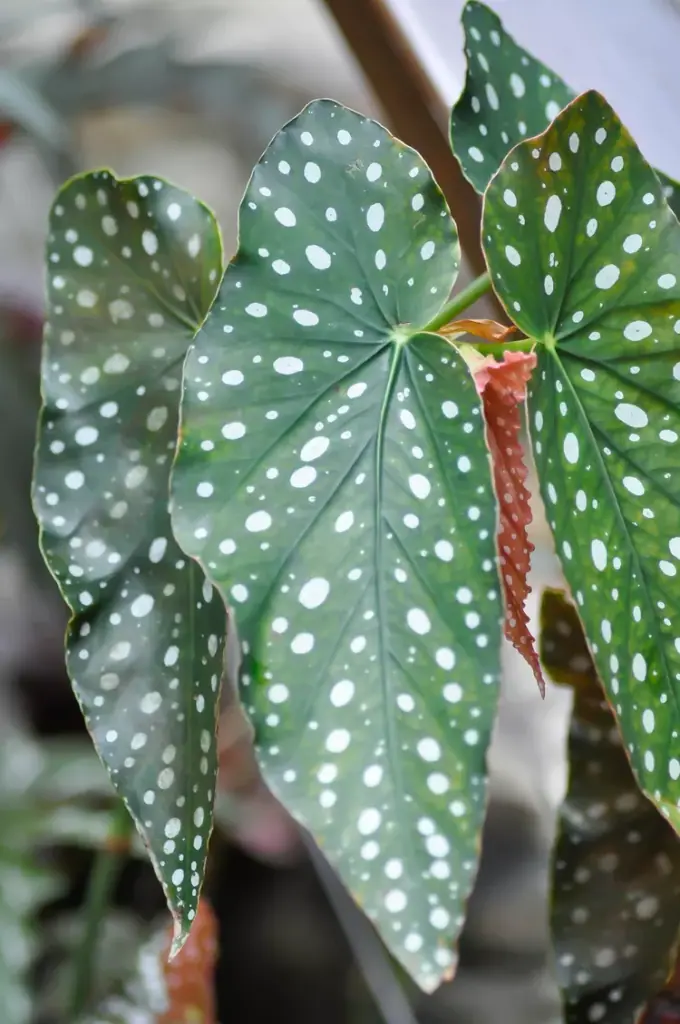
[0,0,603,1021]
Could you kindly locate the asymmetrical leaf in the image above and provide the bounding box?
[469,347,543,692]
[33,172,226,950]
[171,100,504,989]
[541,590,680,1024]
[450,1,680,218]
[483,90,680,831]
[451,0,572,195]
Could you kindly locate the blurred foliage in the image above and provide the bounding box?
[0,297,44,575]
[541,590,680,1024]
[79,899,218,1024]
[0,1,312,182]
[0,714,120,1024]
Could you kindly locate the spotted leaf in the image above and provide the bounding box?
[450,1,680,218]
[469,347,543,694]
[450,0,572,195]
[483,90,680,832]
[541,590,680,1024]
[171,100,504,990]
[33,171,226,951]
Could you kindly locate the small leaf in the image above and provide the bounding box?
[450,1,680,219]
[438,317,517,343]
[541,590,680,1024]
[468,346,543,692]
[33,171,226,950]
[482,90,680,831]
[171,99,504,989]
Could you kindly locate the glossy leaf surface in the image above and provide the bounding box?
[451,1,680,218]
[172,100,503,989]
[541,590,680,1024]
[483,90,680,831]
[451,0,571,195]
[33,171,226,949]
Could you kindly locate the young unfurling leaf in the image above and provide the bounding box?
[465,346,544,693]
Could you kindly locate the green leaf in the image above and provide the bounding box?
[450,1,680,218]
[450,0,572,196]
[32,171,226,951]
[482,90,680,831]
[171,99,503,989]
[541,590,680,1024]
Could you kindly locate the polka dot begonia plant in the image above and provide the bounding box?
[32,0,680,1006]
[33,173,226,953]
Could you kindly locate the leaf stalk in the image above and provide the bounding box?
[68,800,132,1019]
[423,271,493,332]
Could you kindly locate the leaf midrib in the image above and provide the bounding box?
[373,339,413,879]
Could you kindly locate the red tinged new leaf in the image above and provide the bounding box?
[469,348,545,695]
[438,317,518,343]
[157,899,218,1023]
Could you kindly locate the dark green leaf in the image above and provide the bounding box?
[450,0,572,195]
[171,99,503,989]
[482,90,680,831]
[450,1,680,218]
[33,171,226,950]
[541,589,680,1024]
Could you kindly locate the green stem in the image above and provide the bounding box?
[470,337,536,355]
[422,271,492,332]
[68,801,132,1019]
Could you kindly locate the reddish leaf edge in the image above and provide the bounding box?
[460,342,545,695]
[158,897,218,1024]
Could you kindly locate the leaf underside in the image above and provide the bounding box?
[471,348,543,692]
[33,171,226,949]
[483,90,680,832]
[171,99,504,989]
[541,590,680,1024]
[450,0,680,218]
